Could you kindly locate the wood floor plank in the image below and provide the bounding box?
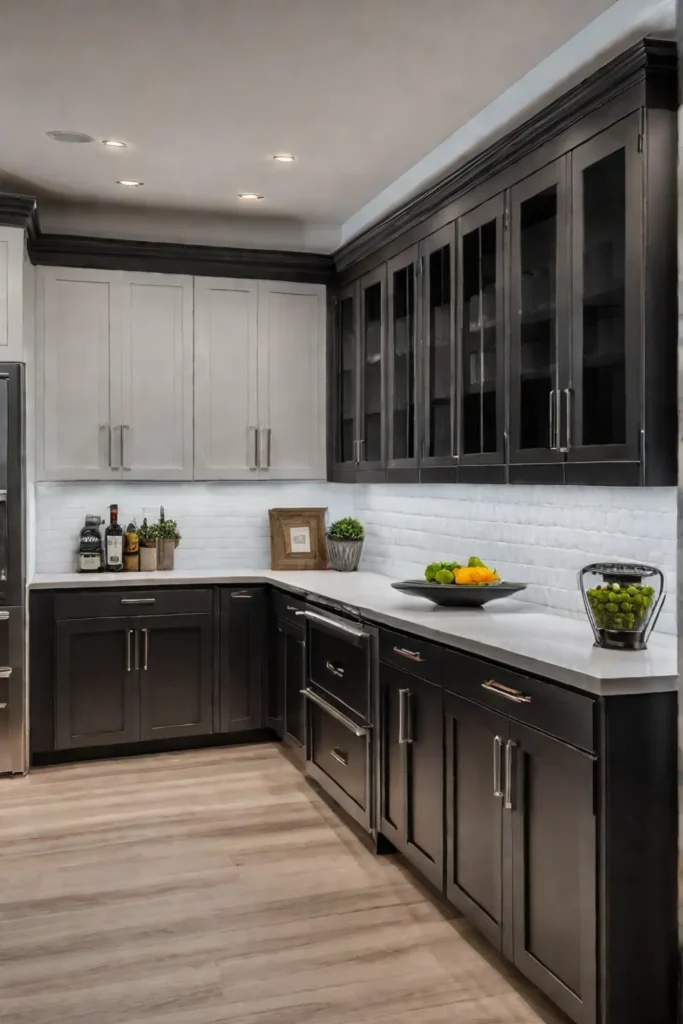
[0,744,566,1024]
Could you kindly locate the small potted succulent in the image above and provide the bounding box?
[137,518,158,572]
[327,517,365,572]
[155,518,181,571]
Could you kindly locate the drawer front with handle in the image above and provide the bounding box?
[307,695,369,824]
[55,588,213,620]
[272,590,307,626]
[442,648,595,752]
[379,628,442,685]
[308,626,369,719]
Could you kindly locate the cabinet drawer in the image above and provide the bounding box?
[309,627,369,719]
[379,628,442,685]
[271,590,306,626]
[309,700,368,813]
[54,588,214,621]
[442,649,595,752]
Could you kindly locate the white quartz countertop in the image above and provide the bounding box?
[30,570,677,696]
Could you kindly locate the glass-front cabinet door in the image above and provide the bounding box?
[568,114,642,465]
[420,224,456,474]
[387,246,418,470]
[334,282,360,473]
[358,265,386,471]
[457,195,505,466]
[509,161,568,466]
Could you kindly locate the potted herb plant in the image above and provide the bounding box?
[155,518,181,571]
[326,517,365,572]
[138,518,158,572]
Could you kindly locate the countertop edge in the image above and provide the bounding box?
[28,572,677,697]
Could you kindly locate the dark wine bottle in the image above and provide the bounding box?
[105,504,124,572]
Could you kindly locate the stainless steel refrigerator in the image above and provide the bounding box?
[0,364,25,774]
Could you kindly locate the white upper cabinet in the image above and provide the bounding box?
[119,273,193,480]
[193,277,259,479]
[37,267,120,480]
[36,266,326,482]
[257,281,326,480]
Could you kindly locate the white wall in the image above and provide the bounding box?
[35,480,676,635]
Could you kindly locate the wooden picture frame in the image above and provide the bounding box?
[269,507,328,571]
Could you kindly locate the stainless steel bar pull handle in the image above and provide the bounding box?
[393,646,424,663]
[0,667,12,679]
[109,426,120,470]
[330,747,348,767]
[0,703,6,710]
[126,630,133,672]
[121,425,130,471]
[564,388,572,451]
[120,598,156,605]
[398,688,410,744]
[481,680,532,704]
[231,592,253,599]
[300,688,369,738]
[259,427,271,469]
[325,660,344,678]
[134,630,139,671]
[247,427,258,470]
[504,740,516,810]
[299,609,368,641]
[493,735,503,797]
[142,628,149,671]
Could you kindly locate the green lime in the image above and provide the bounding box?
[627,586,637,597]
[598,592,610,603]
[605,602,618,613]
[632,594,643,607]
[621,601,632,612]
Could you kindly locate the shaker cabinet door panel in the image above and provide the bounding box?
[194,277,259,480]
[139,612,213,740]
[219,587,265,733]
[508,160,569,466]
[257,281,326,480]
[37,267,121,481]
[568,114,642,465]
[119,272,194,480]
[54,616,138,749]
[445,691,508,950]
[510,723,597,1024]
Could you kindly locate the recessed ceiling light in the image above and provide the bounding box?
[273,153,295,163]
[103,139,127,148]
[45,130,95,144]
[238,192,264,200]
[117,179,144,187]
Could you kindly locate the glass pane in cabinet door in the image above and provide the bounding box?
[427,246,451,458]
[363,281,383,462]
[519,186,557,450]
[339,295,356,463]
[581,148,626,446]
[391,265,415,460]
[462,219,498,455]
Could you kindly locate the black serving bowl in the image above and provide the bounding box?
[391,580,527,607]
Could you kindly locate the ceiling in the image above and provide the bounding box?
[0,0,620,247]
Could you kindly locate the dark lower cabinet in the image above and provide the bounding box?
[444,691,509,950]
[55,616,139,749]
[510,722,596,1024]
[277,617,305,760]
[219,588,266,733]
[140,613,213,741]
[444,690,596,1024]
[379,663,443,890]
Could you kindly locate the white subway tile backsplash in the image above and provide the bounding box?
[35,481,676,635]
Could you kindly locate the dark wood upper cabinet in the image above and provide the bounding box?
[386,246,419,471]
[332,281,360,479]
[419,224,457,478]
[567,114,642,467]
[509,159,569,468]
[357,265,387,474]
[457,194,506,470]
[330,44,676,487]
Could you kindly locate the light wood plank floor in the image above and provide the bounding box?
[0,744,567,1023]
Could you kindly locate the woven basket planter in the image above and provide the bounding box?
[327,537,363,572]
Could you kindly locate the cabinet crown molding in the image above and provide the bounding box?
[0,192,37,232]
